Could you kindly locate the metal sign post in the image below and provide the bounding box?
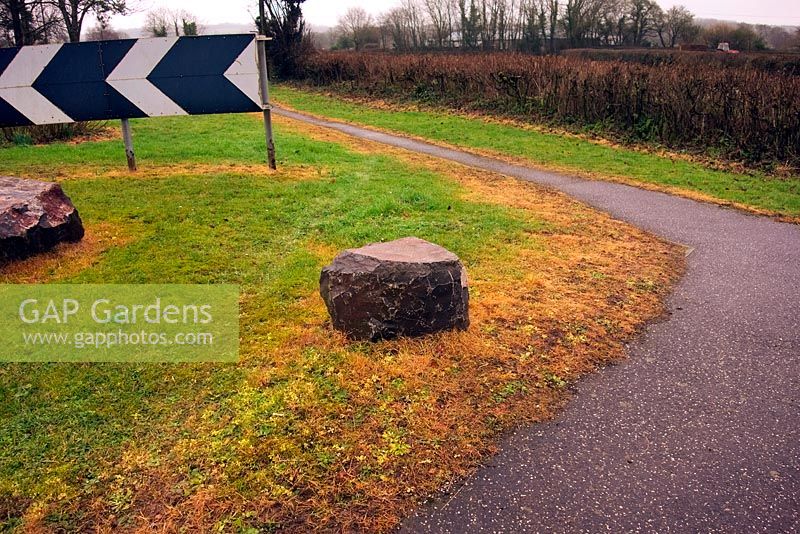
[255,36,276,170]
[120,118,136,171]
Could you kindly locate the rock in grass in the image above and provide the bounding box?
[0,177,84,261]
[320,237,469,341]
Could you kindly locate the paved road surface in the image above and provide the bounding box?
[276,108,800,533]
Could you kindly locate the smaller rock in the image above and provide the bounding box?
[0,177,84,261]
[320,237,470,341]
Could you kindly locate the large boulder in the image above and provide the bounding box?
[0,177,84,261]
[320,237,469,341]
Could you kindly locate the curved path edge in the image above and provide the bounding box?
[275,107,800,533]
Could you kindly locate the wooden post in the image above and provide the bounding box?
[120,118,136,171]
[255,36,276,170]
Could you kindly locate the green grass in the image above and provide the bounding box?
[0,116,272,168]
[0,113,537,529]
[273,85,800,217]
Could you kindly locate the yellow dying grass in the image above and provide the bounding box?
[14,162,327,184]
[0,223,132,283]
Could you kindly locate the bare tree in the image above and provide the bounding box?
[383,8,408,50]
[337,7,373,50]
[654,5,698,48]
[1,0,65,46]
[143,8,200,38]
[503,0,525,48]
[424,0,456,48]
[626,0,660,46]
[85,10,126,40]
[478,0,499,50]
[596,0,626,46]
[538,0,558,53]
[495,0,509,49]
[351,0,716,53]
[459,0,482,48]
[518,0,541,52]
[180,10,199,36]
[755,24,793,50]
[383,4,424,51]
[404,0,427,48]
[41,0,128,42]
[144,7,169,37]
[561,0,592,47]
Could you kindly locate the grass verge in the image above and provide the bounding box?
[0,112,682,531]
[273,85,800,220]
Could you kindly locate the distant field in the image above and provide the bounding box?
[298,51,800,171]
[0,113,681,531]
[274,86,800,219]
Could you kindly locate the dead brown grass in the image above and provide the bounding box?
[65,126,120,145]
[12,162,327,184]
[0,223,133,283]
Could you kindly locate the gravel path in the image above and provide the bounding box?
[276,108,800,533]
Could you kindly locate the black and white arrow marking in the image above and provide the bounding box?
[0,34,261,128]
[0,44,72,125]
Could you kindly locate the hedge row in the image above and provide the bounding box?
[299,52,800,168]
[562,49,800,76]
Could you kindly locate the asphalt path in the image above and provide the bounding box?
[276,108,800,533]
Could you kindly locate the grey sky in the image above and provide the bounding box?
[109,0,800,31]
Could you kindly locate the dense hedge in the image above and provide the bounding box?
[562,49,800,76]
[299,51,800,169]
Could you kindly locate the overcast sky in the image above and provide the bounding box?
[108,0,800,31]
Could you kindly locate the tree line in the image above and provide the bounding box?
[0,0,128,45]
[1,0,303,78]
[330,0,797,53]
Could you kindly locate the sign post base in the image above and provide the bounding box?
[120,119,137,172]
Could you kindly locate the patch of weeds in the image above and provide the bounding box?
[215,512,280,534]
[629,278,659,293]
[481,323,499,335]
[375,429,412,465]
[492,380,528,403]
[564,322,589,346]
[108,482,134,513]
[0,496,28,533]
[44,509,87,532]
[11,133,32,146]
[596,317,619,334]
[542,372,568,389]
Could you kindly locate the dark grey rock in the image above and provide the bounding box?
[320,237,469,341]
[0,177,84,261]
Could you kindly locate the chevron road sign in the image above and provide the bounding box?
[0,34,275,170]
[0,34,262,125]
